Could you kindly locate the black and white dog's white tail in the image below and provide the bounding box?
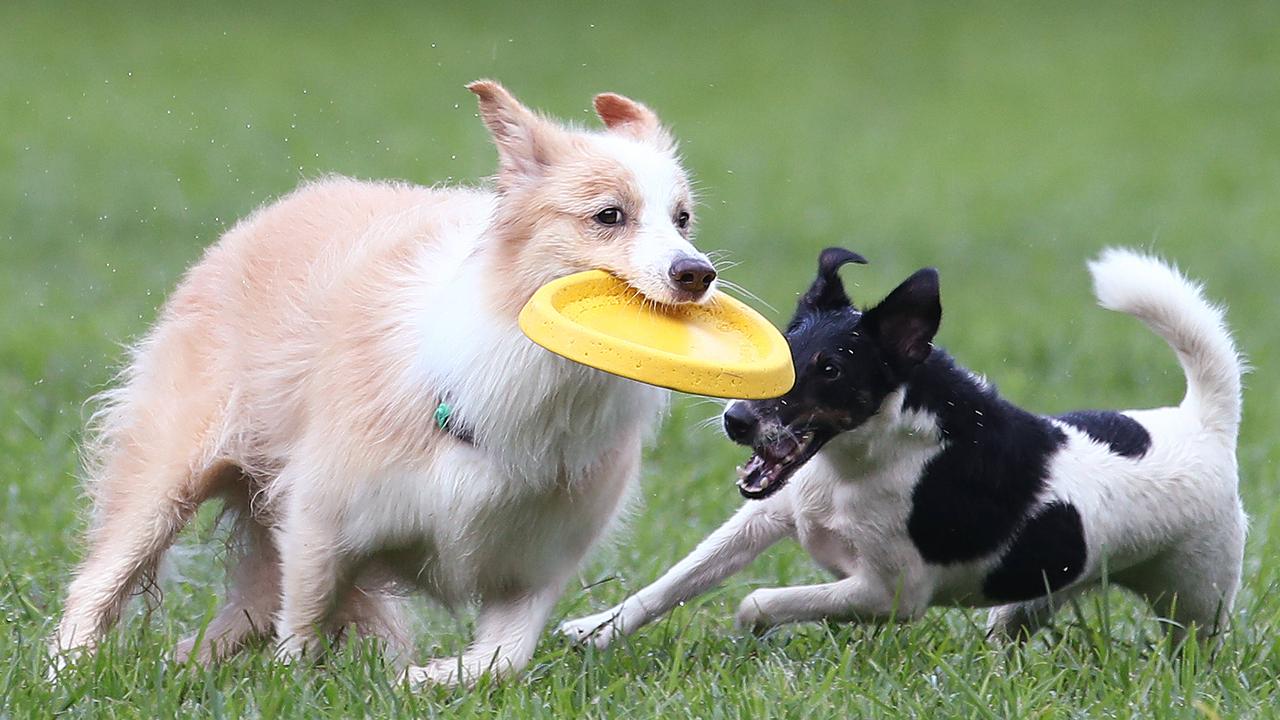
[1089,248,1243,438]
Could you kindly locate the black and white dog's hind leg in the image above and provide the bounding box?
[1113,530,1245,647]
[989,532,1243,649]
[986,590,1084,644]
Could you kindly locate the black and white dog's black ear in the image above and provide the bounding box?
[800,247,869,311]
[864,268,941,370]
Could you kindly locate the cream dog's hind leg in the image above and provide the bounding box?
[51,309,239,673]
[175,508,280,663]
[54,484,199,661]
[52,456,229,671]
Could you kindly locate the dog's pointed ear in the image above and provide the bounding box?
[593,92,673,148]
[863,268,941,371]
[801,247,869,311]
[468,80,564,186]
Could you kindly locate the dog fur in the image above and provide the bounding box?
[561,248,1244,651]
[51,80,715,685]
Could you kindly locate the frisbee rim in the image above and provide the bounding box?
[518,270,794,399]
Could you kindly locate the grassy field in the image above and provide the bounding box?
[3,1,1279,716]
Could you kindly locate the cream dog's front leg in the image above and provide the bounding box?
[559,493,795,649]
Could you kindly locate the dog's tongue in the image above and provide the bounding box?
[736,434,801,498]
[736,454,771,496]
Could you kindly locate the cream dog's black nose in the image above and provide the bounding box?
[669,257,717,294]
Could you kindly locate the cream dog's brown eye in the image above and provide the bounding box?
[675,210,691,229]
[594,207,624,226]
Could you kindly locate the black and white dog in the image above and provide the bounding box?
[561,248,1244,648]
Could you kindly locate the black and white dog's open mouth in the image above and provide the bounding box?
[736,431,821,499]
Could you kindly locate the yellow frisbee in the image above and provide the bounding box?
[518,270,794,399]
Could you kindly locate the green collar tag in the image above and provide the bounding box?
[434,402,453,430]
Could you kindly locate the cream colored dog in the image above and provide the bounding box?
[52,80,716,685]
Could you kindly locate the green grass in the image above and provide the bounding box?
[3,0,1279,716]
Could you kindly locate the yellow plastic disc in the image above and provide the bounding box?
[518,270,795,399]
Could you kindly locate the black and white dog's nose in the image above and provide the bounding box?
[669,257,717,294]
[722,403,758,444]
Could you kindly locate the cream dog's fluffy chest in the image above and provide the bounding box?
[333,239,666,601]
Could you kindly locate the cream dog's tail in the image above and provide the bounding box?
[1088,248,1243,438]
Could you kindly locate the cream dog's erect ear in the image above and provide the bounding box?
[593,92,673,148]
[468,80,565,185]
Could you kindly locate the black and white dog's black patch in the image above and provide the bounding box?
[902,355,1071,567]
[1055,410,1151,459]
[982,501,1087,602]
[561,247,1245,652]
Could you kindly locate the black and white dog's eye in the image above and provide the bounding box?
[594,207,624,226]
[675,210,691,229]
[820,362,841,379]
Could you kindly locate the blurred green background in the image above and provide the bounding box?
[2,1,1278,717]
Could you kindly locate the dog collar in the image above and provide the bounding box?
[434,399,475,445]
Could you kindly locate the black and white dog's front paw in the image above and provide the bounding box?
[558,606,632,650]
